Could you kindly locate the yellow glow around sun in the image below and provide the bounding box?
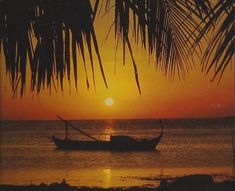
[105,97,114,106]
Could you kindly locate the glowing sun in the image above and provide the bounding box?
[105,97,114,106]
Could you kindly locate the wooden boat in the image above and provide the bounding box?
[52,116,164,151]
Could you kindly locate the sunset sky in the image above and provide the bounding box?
[0,9,234,120]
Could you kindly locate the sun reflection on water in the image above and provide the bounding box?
[102,168,112,187]
[100,121,116,141]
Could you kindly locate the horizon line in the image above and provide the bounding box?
[0,115,234,122]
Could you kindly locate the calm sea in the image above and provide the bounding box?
[0,118,234,187]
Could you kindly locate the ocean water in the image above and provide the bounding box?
[0,118,234,187]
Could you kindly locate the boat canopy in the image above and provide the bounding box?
[110,135,136,142]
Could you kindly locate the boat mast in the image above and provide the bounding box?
[159,119,164,138]
[65,123,68,139]
[57,115,98,141]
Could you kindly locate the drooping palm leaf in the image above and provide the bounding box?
[195,0,234,82]
[0,0,34,96]
[0,0,107,96]
[106,0,212,87]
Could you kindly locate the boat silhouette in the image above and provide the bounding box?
[52,116,164,151]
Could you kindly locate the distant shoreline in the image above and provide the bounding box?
[0,174,234,191]
[0,115,234,122]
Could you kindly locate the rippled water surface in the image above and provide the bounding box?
[0,118,234,187]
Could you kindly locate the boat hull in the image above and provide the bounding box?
[52,136,161,151]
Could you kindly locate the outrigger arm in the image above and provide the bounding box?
[57,115,98,141]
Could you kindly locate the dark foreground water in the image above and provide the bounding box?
[0,117,234,187]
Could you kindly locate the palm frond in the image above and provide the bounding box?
[0,0,107,96]
[195,0,234,82]
[107,0,212,83]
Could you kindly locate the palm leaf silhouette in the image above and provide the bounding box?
[106,0,212,84]
[0,0,233,95]
[195,0,234,82]
[0,0,107,96]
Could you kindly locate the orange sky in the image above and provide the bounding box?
[0,8,234,120]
